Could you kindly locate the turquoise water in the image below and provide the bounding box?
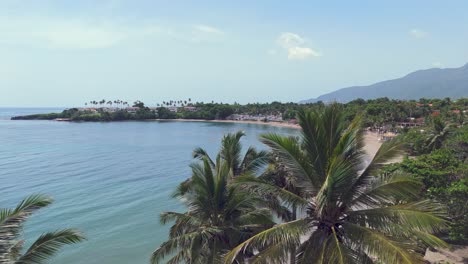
[0,108,296,264]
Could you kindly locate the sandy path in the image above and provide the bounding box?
[425,246,468,264]
[362,131,403,163]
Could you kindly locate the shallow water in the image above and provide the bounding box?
[0,108,296,264]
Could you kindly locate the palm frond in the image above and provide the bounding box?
[236,208,275,227]
[250,241,292,264]
[151,228,221,264]
[220,131,245,173]
[342,223,421,264]
[260,133,320,190]
[192,147,215,167]
[241,147,271,175]
[341,138,404,204]
[15,229,85,264]
[315,156,356,216]
[0,194,53,226]
[233,174,309,208]
[362,137,404,177]
[224,219,309,264]
[350,173,423,207]
[0,195,54,262]
[348,200,447,234]
[411,229,448,249]
[297,105,348,178]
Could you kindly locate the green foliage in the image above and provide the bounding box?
[152,159,274,264]
[134,108,156,120]
[398,132,468,243]
[177,103,235,120]
[400,149,461,188]
[225,105,447,264]
[156,107,176,119]
[402,128,428,155]
[0,195,85,263]
[152,132,273,263]
[11,97,467,126]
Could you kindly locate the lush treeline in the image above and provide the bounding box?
[11,97,467,124]
[386,120,468,243]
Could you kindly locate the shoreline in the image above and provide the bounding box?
[150,118,301,129]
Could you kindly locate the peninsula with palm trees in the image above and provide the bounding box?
[10,97,467,126]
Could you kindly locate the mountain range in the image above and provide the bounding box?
[301,63,468,103]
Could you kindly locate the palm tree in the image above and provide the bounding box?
[0,194,85,263]
[151,158,274,264]
[225,104,447,264]
[425,117,453,151]
[193,131,270,177]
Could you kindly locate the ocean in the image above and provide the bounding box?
[0,108,297,264]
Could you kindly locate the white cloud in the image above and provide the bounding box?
[189,24,225,43]
[409,29,428,39]
[192,24,224,35]
[432,62,443,68]
[287,47,320,60]
[276,32,320,60]
[277,32,305,48]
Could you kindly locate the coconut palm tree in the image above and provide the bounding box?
[151,158,274,264]
[0,194,85,263]
[193,131,270,177]
[225,104,448,264]
[425,117,453,151]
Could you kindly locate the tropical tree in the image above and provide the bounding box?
[0,194,85,263]
[193,131,270,177]
[226,104,448,264]
[151,159,274,264]
[425,117,453,151]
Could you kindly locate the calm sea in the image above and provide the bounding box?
[0,108,297,264]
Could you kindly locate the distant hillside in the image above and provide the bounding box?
[301,63,468,103]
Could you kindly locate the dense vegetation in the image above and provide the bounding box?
[153,105,455,264]
[388,123,468,243]
[11,97,467,125]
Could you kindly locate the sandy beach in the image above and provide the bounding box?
[152,118,301,129]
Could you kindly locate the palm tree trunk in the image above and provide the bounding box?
[210,239,217,264]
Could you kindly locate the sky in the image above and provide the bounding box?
[1,0,468,107]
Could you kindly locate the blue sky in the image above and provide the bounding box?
[1,0,467,107]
